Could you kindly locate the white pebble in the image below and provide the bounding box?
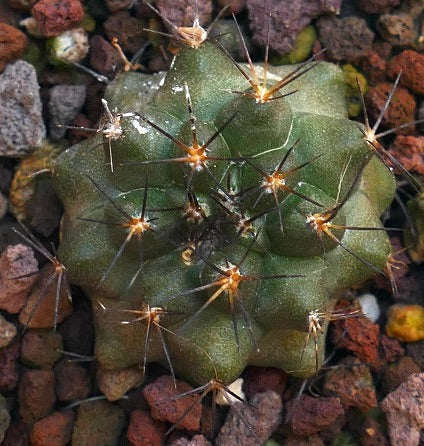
[358,293,380,322]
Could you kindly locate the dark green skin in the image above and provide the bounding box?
[53,42,395,385]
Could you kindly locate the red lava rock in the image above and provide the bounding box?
[21,329,63,368]
[3,421,30,446]
[97,366,143,401]
[360,51,387,85]
[365,82,416,135]
[127,409,166,446]
[359,417,389,446]
[0,340,20,391]
[381,373,424,446]
[170,434,212,446]
[377,13,417,47]
[243,366,288,399]
[323,357,377,412]
[55,360,91,402]
[215,391,282,446]
[31,0,84,37]
[72,400,125,446]
[103,11,146,55]
[143,375,202,431]
[285,394,344,437]
[0,244,38,314]
[247,0,341,55]
[0,22,28,72]
[331,314,380,365]
[382,356,421,394]
[105,0,134,13]
[387,50,424,95]
[359,0,400,13]
[387,135,424,175]
[30,411,75,446]
[19,369,56,425]
[317,15,374,61]
[89,34,124,78]
[19,263,73,329]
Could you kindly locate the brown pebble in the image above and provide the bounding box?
[127,409,166,446]
[382,356,421,394]
[365,83,416,135]
[243,366,288,399]
[0,244,38,314]
[103,11,145,55]
[323,357,377,412]
[30,411,75,446]
[3,421,30,446]
[31,0,84,37]
[89,34,124,78]
[143,375,202,431]
[0,340,20,391]
[0,22,28,72]
[72,400,125,446]
[19,263,73,329]
[97,366,143,402]
[19,369,56,425]
[285,394,344,437]
[359,417,389,446]
[284,434,324,446]
[317,16,374,61]
[21,329,63,368]
[55,360,91,402]
[359,0,400,14]
[377,13,417,47]
[387,50,424,95]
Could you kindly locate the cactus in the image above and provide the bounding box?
[52,29,396,386]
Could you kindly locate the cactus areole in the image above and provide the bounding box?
[52,41,395,385]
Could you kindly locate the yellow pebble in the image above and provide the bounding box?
[386,304,424,342]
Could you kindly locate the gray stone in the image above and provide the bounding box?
[0,60,45,157]
[0,192,7,221]
[48,84,87,140]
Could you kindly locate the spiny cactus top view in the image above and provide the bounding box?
[51,27,397,386]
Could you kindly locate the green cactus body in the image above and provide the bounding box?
[52,41,395,385]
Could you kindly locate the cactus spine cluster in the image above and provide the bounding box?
[52,30,396,386]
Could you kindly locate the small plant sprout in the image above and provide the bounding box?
[218,13,321,103]
[12,224,71,331]
[167,232,303,350]
[356,73,424,190]
[98,300,181,387]
[81,176,155,288]
[126,83,241,190]
[143,0,230,49]
[301,304,364,372]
